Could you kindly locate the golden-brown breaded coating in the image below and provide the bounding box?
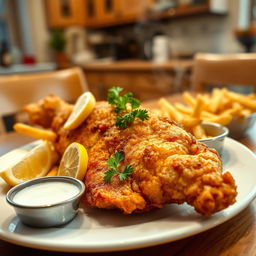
[24,95,73,131]
[24,95,237,216]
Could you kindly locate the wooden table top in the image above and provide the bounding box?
[1,94,256,256]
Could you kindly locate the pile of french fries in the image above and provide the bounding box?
[158,88,256,139]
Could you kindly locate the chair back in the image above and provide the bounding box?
[191,53,256,91]
[0,67,88,133]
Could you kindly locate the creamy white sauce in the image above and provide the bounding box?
[13,181,80,206]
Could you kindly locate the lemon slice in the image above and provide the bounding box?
[64,92,96,130]
[0,140,57,186]
[57,142,88,180]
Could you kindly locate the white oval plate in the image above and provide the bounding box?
[0,138,256,253]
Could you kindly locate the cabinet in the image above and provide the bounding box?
[97,0,120,25]
[86,0,153,27]
[116,0,154,24]
[45,0,227,29]
[83,0,100,27]
[45,0,154,28]
[45,0,87,28]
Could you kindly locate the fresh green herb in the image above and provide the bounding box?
[115,109,149,129]
[107,87,149,129]
[107,151,124,169]
[103,169,119,183]
[108,87,140,113]
[119,165,134,181]
[103,151,134,183]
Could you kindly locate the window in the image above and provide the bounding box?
[0,0,11,45]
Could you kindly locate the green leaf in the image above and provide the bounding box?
[49,29,66,52]
[129,97,140,109]
[107,151,124,169]
[115,109,149,129]
[107,87,141,113]
[107,86,149,129]
[115,113,133,129]
[103,169,118,183]
[119,165,134,181]
[133,109,149,121]
[107,87,123,106]
[103,151,134,183]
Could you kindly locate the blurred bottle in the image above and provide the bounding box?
[0,40,12,67]
[152,32,170,63]
[10,45,22,64]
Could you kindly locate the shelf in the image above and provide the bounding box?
[88,2,227,29]
[150,3,227,21]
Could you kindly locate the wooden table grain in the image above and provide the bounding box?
[1,95,256,256]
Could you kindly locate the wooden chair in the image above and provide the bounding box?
[191,53,256,92]
[0,67,88,134]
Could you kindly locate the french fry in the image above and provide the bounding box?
[239,109,252,117]
[175,103,192,115]
[175,103,215,119]
[226,91,256,110]
[182,92,196,107]
[14,123,57,141]
[200,94,211,112]
[209,88,223,113]
[201,111,216,118]
[182,116,201,128]
[192,124,207,139]
[192,95,204,119]
[248,93,256,99]
[204,113,233,126]
[159,98,183,123]
[220,102,241,116]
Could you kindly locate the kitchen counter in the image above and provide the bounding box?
[81,59,194,71]
[81,59,193,101]
[0,63,57,75]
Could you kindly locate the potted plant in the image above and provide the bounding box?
[49,29,68,68]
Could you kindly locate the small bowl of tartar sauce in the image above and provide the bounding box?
[6,176,85,228]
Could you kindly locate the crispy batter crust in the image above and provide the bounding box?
[25,96,237,216]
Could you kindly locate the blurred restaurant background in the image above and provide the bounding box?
[0,0,255,101]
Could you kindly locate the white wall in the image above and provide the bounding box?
[162,0,243,54]
[27,0,52,63]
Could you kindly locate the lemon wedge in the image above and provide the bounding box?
[64,92,96,130]
[0,140,57,186]
[57,142,88,181]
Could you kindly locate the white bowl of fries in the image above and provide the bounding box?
[198,122,229,155]
[226,113,256,139]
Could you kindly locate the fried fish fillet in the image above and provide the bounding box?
[24,95,237,216]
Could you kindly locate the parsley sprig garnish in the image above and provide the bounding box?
[107,87,149,129]
[103,151,134,183]
[108,87,140,113]
[115,109,149,129]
